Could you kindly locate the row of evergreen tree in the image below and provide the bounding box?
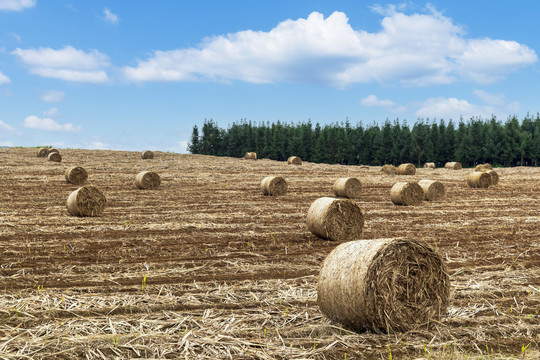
[188,114,540,167]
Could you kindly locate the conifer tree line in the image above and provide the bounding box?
[188,114,540,167]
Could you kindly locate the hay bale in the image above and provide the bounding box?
[475,163,493,171]
[423,162,436,169]
[444,162,462,170]
[397,163,416,175]
[287,156,302,165]
[65,166,88,185]
[381,164,397,175]
[37,148,49,157]
[306,197,364,241]
[47,152,62,163]
[390,182,423,206]
[66,185,107,217]
[141,150,154,159]
[48,148,59,154]
[135,171,161,190]
[417,179,445,201]
[260,176,287,196]
[245,152,257,160]
[333,177,362,198]
[467,171,491,188]
[317,238,450,333]
[486,169,499,186]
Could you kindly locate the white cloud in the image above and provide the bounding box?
[43,107,58,116]
[103,7,119,24]
[0,71,10,84]
[473,89,505,106]
[23,115,82,132]
[122,8,536,87]
[0,119,15,131]
[0,0,35,11]
[360,94,395,107]
[0,140,14,146]
[41,90,64,102]
[9,32,22,43]
[13,46,110,83]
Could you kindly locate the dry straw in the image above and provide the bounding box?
[417,179,445,201]
[486,169,499,186]
[317,238,450,333]
[381,164,397,175]
[445,162,462,170]
[475,163,493,171]
[390,182,423,205]
[333,177,362,198]
[47,152,62,163]
[48,148,59,154]
[287,156,302,165]
[65,166,88,185]
[467,171,491,188]
[423,162,436,168]
[37,148,49,157]
[141,150,154,159]
[260,176,287,196]
[306,197,364,241]
[66,185,107,217]
[244,152,257,160]
[397,163,416,175]
[135,171,161,190]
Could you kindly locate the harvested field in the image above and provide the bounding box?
[0,148,538,359]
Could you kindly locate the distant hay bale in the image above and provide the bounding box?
[287,156,302,165]
[381,164,397,175]
[245,152,257,160]
[37,148,49,157]
[467,171,491,188]
[486,169,499,186]
[135,171,161,190]
[390,182,423,206]
[333,177,362,198]
[445,162,462,170]
[397,163,416,175]
[260,176,287,196]
[424,162,436,169]
[47,152,62,163]
[48,148,59,154]
[317,238,450,333]
[65,166,88,185]
[66,185,107,217]
[306,197,364,241]
[418,179,445,201]
[141,150,154,159]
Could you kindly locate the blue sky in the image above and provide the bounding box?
[1,1,539,152]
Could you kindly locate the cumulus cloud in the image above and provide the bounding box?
[41,90,64,102]
[122,8,536,87]
[0,71,10,84]
[0,0,35,12]
[23,115,82,132]
[360,94,395,107]
[0,119,15,131]
[103,8,119,24]
[13,46,110,83]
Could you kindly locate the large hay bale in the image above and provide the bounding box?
[397,163,416,175]
[333,177,362,198]
[47,152,62,163]
[260,176,287,196]
[381,164,397,175]
[306,197,364,241]
[475,163,493,172]
[287,156,302,165]
[141,150,154,159]
[135,171,161,190]
[317,238,450,333]
[37,148,49,157]
[444,162,462,170]
[417,179,445,201]
[467,171,491,188]
[390,182,423,206]
[48,148,59,154]
[65,166,88,185]
[245,152,257,160]
[423,162,436,169]
[66,185,107,217]
[486,169,499,186]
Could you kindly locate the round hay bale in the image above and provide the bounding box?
[417,179,445,201]
[48,148,59,154]
[287,156,302,165]
[260,176,287,196]
[135,171,161,190]
[65,166,88,185]
[381,164,397,175]
[317,238,450,333]
[245,152,257,160]
[47,152,62,163]
[486,169,499,186]
[66,185,107,217]
[423,162,436,168]
[37,148,49,157]
[306,197,364,241]
[467,171,491,188]
[475,163,493,172]
[141,150,154,159]
[390,182,423,206]
[444,162,462,170]
[333,177,362,198]
[397,163,416,175]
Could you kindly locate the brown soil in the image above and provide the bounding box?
[0,148,538,359]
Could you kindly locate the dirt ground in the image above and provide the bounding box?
[0,148,538,359]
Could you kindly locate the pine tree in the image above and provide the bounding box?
[188,125,201,154]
